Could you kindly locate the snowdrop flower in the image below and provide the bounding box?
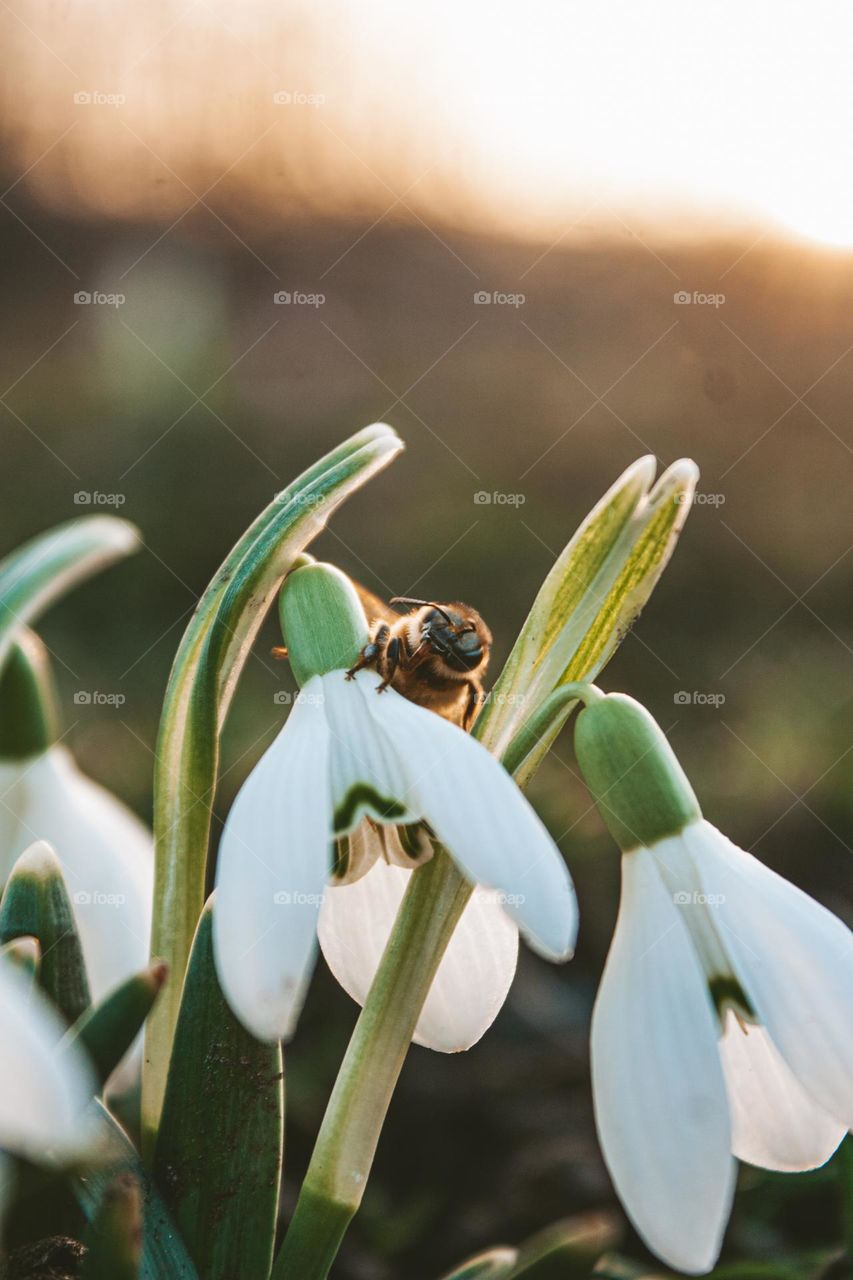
[213,562,577,1043]
[572,687,853,1276]
[0,944,97,1167]
[0,634,153,1028]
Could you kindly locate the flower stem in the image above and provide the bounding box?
[272,848,472,1280]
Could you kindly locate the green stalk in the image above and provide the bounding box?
[142,425,401,1155]
[273,459,699,1276]
[272,850,470,1280]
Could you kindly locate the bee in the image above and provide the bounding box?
[345,585,493,731]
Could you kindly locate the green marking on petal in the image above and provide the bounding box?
[709,974,754,1021]
[333,785,407,834]
[333,835,351,881]
[397,823,427,861]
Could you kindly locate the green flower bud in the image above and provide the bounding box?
[574,691,700,852]
[280,563,370,687]
[0,631,60,760]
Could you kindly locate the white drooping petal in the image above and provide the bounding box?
[4,748,155,1001]
[213,682,331,1042]
[720,1010,845,1172]
[591,849,734,1276]
[318,857,519,1052]
[321,674,420,834]
[0,957,96,1161]
[363,677,576,962]
[690,820,853,1130]
[0,746,154,1092]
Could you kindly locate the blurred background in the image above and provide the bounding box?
[1,0,852,1274]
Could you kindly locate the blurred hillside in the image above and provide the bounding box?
[2,199,852,1275]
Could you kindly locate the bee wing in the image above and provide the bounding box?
[350,578,400,627]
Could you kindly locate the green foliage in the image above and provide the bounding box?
[0,515,140,670]
[74,1103,199,1280]
[143,422,402,1148]
[154,900,283,1280]
[81,1173,143,1280]
[65,962,167,1088]
[506,1212,622,1278]
[0,841,90,1024]
[438,1247,519,1279]
[473,458,696,778]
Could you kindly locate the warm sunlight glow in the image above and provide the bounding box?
[3,0,853,245]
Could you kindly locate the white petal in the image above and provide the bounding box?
[318,857,518,1051]
[720,1010,845,1172]
[213,682,331,1041]
[690,820,853,1129]
[0,747,153,1002]
[321,674,420,833]
[591,849,734,1276]
[0,957,96,1160]
[363,677,577,962]
[0,746,154,1092]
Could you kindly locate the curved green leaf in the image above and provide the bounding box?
[475,457,697,758]
[143,423,402,1150]
[65,961,167,1088]
[155,899,283,1280]
[0,516,140,670]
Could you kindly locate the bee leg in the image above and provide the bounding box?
[346,623,390,681]
[462,680,485,731]
[376,636,401,693]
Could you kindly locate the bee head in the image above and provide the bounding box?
[393,598,491,674]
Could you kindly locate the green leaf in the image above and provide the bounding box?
[474,457,697,761]
[507,1212,621,1278]
[65,961,167,1088]
[0,630,60,759]
[143,423,401,1150]
[0,840,90,1023]
[0,516,140,671]
[154,898,283,1280]
[438,1248,519,1279]
[81,1173,143,1280]
[75,1102,199,1280]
